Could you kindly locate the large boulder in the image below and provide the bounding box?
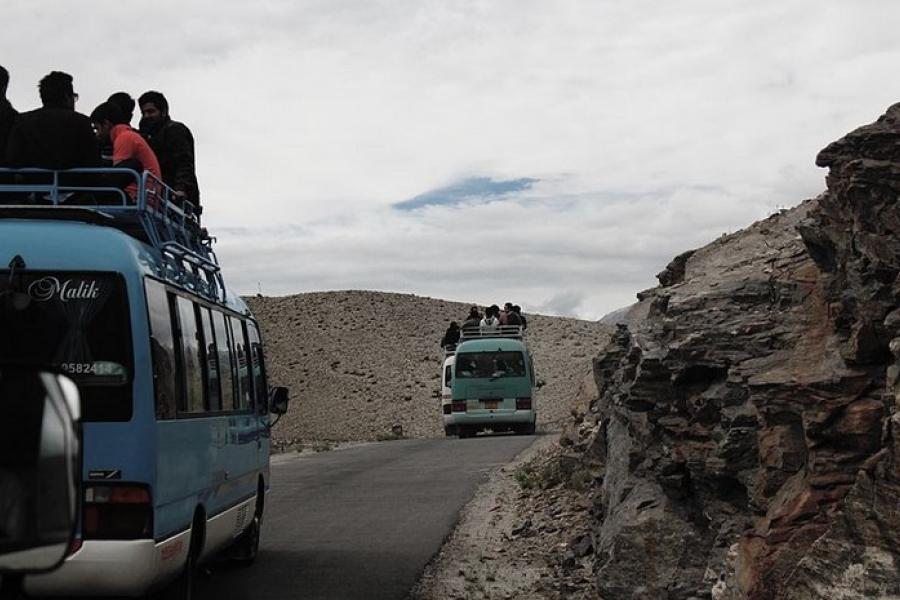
[581,104,900,599]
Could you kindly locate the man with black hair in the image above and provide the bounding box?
[138,90,199,209]
[5,71,100,171]
[0,65,18,165]
[91,101,161,202]
[107,92,135,124]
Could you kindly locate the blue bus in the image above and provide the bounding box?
[0,169,289,597]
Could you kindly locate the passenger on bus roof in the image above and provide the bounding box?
[4,71,100,172]
[138,91,200,210]
[99,92,136,164]
[441,321,460,347]
[0,65,18,167]
[90,101,162,202]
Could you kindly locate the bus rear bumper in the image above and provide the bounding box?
[443,410,536,428]
[25,531,190,597]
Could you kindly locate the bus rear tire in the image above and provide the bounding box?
[230,486,264,567]
[163,511,203,600]
[458,426,475,439]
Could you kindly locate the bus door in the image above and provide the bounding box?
[245,322,270,466]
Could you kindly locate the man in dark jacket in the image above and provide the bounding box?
[5,71,100,170]
[0,65,18,165]
[138,91,200,210]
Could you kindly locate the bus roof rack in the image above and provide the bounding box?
[0,167,226,304]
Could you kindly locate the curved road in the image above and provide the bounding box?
[197,435,535,600]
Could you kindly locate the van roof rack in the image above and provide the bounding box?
[0,168,226,304]
[459,325,525,340]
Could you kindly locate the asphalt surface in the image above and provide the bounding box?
[197,435,536,600]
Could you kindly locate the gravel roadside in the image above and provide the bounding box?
[410,433,596,600]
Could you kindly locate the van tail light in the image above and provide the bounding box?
[451,401,467,413]
[83,484,153,540]
[516,397,532,410]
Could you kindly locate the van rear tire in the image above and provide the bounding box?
[458,426,475,439]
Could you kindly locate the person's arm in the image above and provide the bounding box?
[169,123,196,195]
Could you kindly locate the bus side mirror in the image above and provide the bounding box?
[269,386,290,415]
[0,368,81,578]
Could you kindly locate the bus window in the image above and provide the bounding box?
[199,307,221,411]
[230,317,252,411]
[247,322,268,415]
[146,280,178,420]
[212,310,236,412]
[1,272,133,421]
[175,297,205,413]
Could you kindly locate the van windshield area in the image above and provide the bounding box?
[455,351,526,379]
[0,271,132,421]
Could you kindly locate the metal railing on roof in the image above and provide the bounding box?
[0,167,226,304]
[460,324,525,340]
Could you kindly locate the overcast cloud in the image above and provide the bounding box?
[4,1,899,318]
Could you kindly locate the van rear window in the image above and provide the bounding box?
[0,271,133,421]
[455,351,526,379]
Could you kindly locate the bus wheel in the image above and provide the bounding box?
[231,485,264,567]
[458,426,474,439]
[444,426,454,437]
[165,513,203,600]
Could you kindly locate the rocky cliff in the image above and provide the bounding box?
[573,104,900,599]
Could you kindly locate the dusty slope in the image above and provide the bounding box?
[246,291,611,446]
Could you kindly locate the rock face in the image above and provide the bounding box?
[578,104,900,599]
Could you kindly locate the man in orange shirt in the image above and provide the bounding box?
[90,101,161,205]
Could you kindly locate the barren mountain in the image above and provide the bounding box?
[246,291,611,448]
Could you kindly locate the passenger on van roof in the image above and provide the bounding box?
[480,305,500,334]
[505,306,522,327]
[5,71,100,171]
[441,321,461,348]
[90,101,162,202]
[0,65,18,166]
[462,306,482,335]
[138,91,200,210]
[513,305,527,330]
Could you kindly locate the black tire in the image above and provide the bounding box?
[458,426,475,439]
[166,539,197,600]
[230,515,260,567]
[231,486,264,567]
[444,426,454,437]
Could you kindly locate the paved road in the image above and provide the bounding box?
[197,435,536,600]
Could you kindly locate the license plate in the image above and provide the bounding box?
[482,400,499,409]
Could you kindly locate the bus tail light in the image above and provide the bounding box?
[451,401,467,413]
[83,484,153,540]
[516,397,532,410]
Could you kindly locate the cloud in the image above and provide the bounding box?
[4,1,900,319]
[393,177,539,210]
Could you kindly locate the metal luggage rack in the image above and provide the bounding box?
[0,167,226,304]
[459,325,525,340]
[440,325,525,356]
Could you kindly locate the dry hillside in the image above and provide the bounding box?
[246,291,611,448]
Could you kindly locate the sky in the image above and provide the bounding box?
[3,1,899,319]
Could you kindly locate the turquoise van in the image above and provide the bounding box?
[441,327,536,438]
